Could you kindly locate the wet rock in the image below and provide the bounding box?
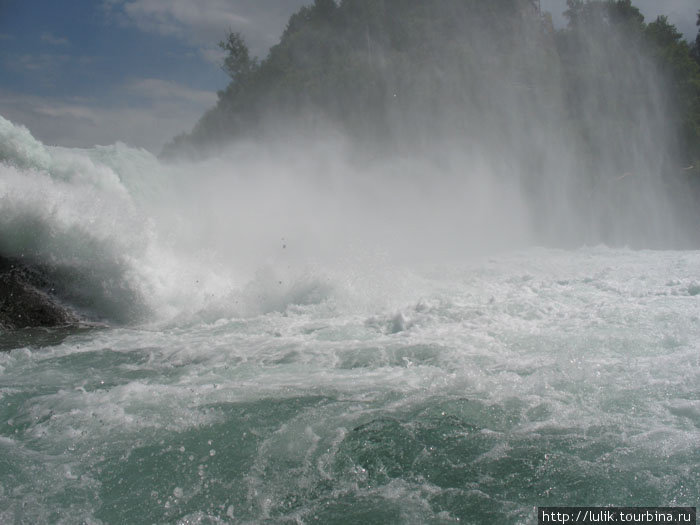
[0,256,78,330]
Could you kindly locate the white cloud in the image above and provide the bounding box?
[105,0,309,58]
[199,45,226,66]
[127,77,217,106]
[115,0,250,45]
[34,103,100,122]
[13,53,71,72]
[41,32,70,46]
[5,53,93,75]
[0,81,216,153]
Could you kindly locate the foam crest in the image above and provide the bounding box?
[0,117,157,322]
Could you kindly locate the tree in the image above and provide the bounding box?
[646,15,682,48]
[563,0,643,33]
[563,0,584,28]
[313,0,337,20]
[169,0,700,174]
[644,15,700,165]
[219,31,256,81]
[692,10,700,64]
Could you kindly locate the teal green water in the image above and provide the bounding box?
[1,249,699,524]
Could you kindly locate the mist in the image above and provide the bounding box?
[170,0,698,253]
[2,0,699,324]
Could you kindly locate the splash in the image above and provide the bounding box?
[0,104,696,327]
[0,115,526,325]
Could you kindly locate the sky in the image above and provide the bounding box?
[0,0,697,153]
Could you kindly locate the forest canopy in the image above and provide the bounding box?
[166,0,700,167]
[163,0,700,246]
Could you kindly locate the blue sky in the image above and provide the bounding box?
[0,0,697,153]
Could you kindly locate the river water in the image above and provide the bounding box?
[1,115,699,523]
[2,247,699,524]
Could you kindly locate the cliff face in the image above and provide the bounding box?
[0,257,77,330]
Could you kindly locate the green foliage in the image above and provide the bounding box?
[646,15,682,47]
[645,16,700,163]
[564,0,643,31]
[167,0,700,173]
[692,10,700,65]
[177,0,556,151]
[219,32,254,80]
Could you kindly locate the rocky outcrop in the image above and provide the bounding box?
[0,257,78,330]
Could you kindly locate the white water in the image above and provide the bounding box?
[0,114,538,326]
[1,247,700,523]
[1,116,699,523]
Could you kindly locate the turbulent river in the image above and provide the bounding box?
[2,248,700,524]
[1,116,699,523]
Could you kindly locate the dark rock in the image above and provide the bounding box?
[0,256,78,330]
